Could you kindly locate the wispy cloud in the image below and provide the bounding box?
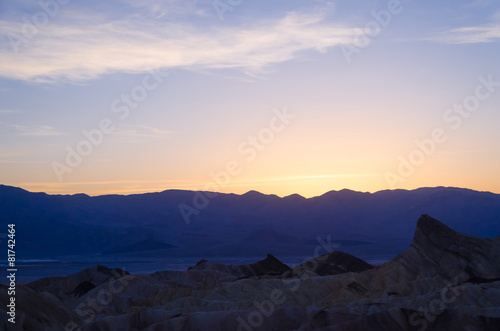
[0,109,21,115]
[280,174,378,180]
[11,124,62,136]
[0,9,357,83]
[0,150,46,164]
[0,159,46,164]
[219,174,378,187]
[18,179,197,186]
[110,124,173,138]
[138,125,173,136]
[431,25,500,44]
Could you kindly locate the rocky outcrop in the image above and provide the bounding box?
[26,265,129,304]
[290,251,374,277]
[2,215,500,330]
[364,214,500,298]
[190,253,291,278]
[0,284,82,331]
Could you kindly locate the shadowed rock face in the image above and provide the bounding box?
[367,214,500,298]
[0,284,81,331]
[1,215,500,330]
[69,281,96,298]
[190,253,292,278]
[26,265,130,304]
[291,251,374,277]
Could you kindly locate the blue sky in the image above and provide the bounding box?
[0,0,499,197]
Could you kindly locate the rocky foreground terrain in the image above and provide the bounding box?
[2,214,500,330]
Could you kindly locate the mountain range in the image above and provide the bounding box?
[1,185,500,260]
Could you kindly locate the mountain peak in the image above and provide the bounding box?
[413,214,457,248]
[318,189,369,199]
[283,193,306,200]
[242,190,264,196]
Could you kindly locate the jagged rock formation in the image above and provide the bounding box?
[1,215,500,330]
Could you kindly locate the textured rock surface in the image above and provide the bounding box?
[0,284,81,331]
[2,215,500,330]
[27,265,130,304]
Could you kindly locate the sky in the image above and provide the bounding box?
[0,0,499,198]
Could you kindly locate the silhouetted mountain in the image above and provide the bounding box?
[1,184,500,259]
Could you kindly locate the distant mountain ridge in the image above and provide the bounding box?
[1,184,500,259]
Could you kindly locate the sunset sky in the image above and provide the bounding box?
[1,0,499,198]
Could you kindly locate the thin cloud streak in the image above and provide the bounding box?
[212,174,378,187]
[135,125,173,136]
[0,109,21,115]
[18,179,198,186]
[282,174,378,180]
[109,124,174,139]
[0,150,47,164]
[431,25,500,44]
[11,124,62,136]
[0,160,46,164]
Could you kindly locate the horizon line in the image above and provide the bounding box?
[1,184,498,199]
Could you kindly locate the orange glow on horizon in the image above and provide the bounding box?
[9,174,500,198]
